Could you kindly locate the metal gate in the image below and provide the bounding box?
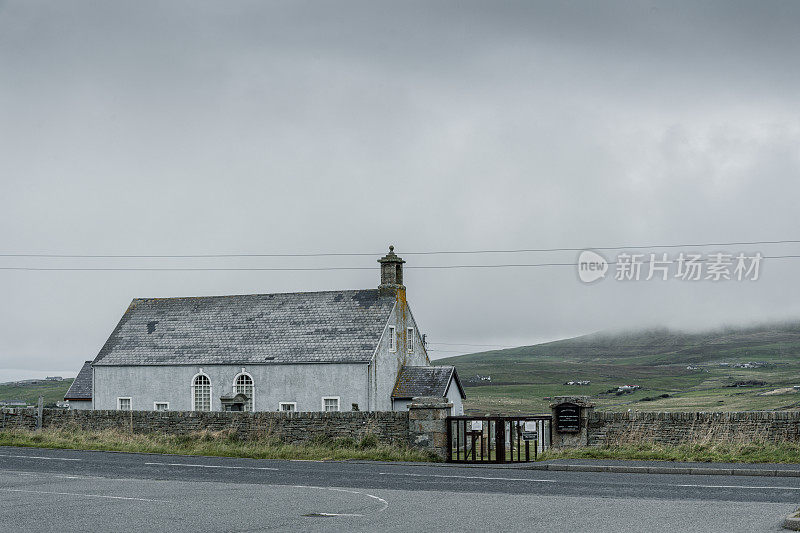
[447,415,551,463]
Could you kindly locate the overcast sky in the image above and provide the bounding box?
[2,1,799,380]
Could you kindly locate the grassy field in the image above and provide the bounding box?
[437,322,800,414]
[0,379,73,406]
[0,427,438,462]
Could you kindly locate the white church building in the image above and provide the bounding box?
[66,247,465,414]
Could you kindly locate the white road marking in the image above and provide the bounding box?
[293,485,389,517]
[18,473,91,480]
[0,469,103,480]
[144,461,278,471]
[378,472,557,482]
[0,453,81,461]
[308,512,364,517]
[0,488,170,502]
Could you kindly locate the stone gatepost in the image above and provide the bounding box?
[408,396,452,460]
[550,396,595,447]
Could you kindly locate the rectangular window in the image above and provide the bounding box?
[154,402,169,411]
[388,326,396,352]
[117,397,131,411]
[279,402,296,412]
[407,327,414,353]
[322,397,340,412]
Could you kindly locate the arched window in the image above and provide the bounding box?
[192,374,211,412]
[234,373,254,411]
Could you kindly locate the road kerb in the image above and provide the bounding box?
[517,463,800,477]
[690,467,729,476]
[647,466,692,475]
[563,464,607,473]
[730,468,775,477]
[783,509,800,531]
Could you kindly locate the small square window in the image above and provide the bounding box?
[279,402,296,412]
[407,327,414,353]
[323,397,339,412]
[388,326,396,352]
[117,397,131,411]
[154,402,169,411]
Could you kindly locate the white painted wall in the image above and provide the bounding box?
[93,363,369,412]
[67,400,92,410]
[445,381,464,415]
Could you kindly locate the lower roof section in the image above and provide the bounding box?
[391,365,466,400]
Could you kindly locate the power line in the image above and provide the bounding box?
[428,342,517,348]
[0,266,377,272]
[407,239,800,255]
[1,255,797,271]
[0,239,798,258]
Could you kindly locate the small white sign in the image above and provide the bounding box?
[471,420,483,431]
[524,421,538,432]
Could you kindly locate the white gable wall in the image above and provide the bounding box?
[445,380,464,415]
[369,294,430,411]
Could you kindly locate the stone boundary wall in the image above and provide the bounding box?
[588,411,800,446]
[408,397,452,458]
[0,408,409,446]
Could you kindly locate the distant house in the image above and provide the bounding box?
[68,247,464,414]
[0,400,28,407]
[64,361,93,410]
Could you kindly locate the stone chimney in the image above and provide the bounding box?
[378,245,405,295]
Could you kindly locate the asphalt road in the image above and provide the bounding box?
[0,446,797,532]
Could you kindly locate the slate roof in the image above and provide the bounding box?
[64,361,93,400]
[391,366,466,400]
[92,289,396,366]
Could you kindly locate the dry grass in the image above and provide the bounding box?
[0,427,438,462]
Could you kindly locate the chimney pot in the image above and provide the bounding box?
[378,245,405,294]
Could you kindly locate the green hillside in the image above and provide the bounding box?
[436,322,800,414]
[0,379,74,407]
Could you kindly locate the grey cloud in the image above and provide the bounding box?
[1,1,799,375]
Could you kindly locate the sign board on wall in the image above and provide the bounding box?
[555,403,580,433]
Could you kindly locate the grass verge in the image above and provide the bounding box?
[0,427,438,462]
[537,442,800,464]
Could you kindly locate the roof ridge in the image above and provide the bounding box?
[132,288,383,301]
